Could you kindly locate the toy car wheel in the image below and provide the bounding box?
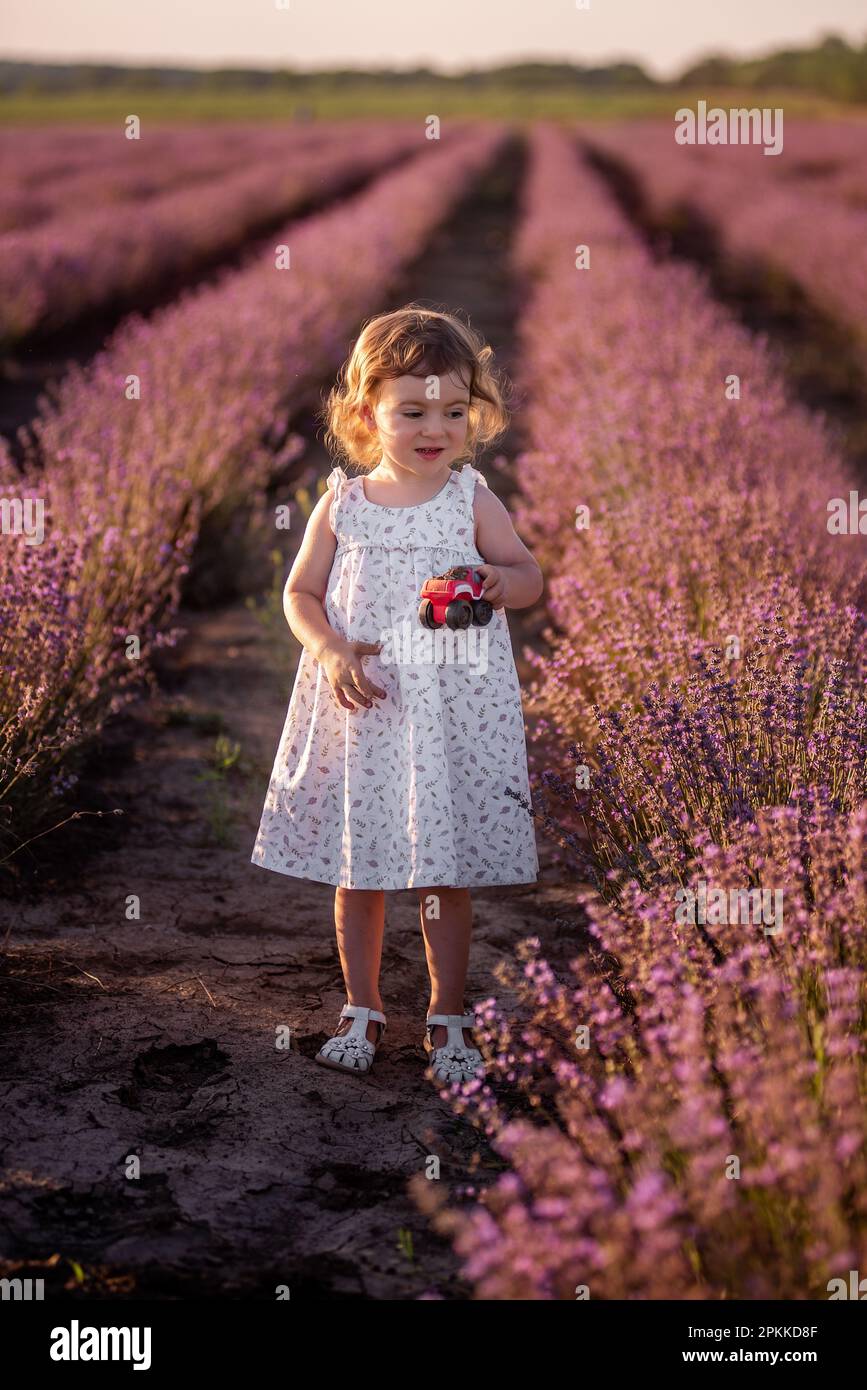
[472,599,494,626]
[419,599,440,628]
[445,599,472,630]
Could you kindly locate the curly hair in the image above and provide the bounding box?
[319,302,514,473]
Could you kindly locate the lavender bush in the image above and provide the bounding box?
[414,798,867,1299]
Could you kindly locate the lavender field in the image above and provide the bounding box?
[1,112,866,1302]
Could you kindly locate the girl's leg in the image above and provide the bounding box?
[331,886,386,1044]
[416,887,475,1049]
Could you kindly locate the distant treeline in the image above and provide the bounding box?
[2,31,866,102]
[679,33,867,103]
[0,58,654,92]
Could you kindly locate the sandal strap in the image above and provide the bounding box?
[426,1012,479,1057]
[341,1004,387,1030]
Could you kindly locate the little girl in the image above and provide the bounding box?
[251,304,542,1084]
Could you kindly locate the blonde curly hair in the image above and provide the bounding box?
[319,302,513,473]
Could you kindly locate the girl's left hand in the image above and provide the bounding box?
[476,563,507,610]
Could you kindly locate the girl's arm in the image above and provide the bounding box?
[473,486,544,611]
[283,491,386,712]
[282,491,343,659]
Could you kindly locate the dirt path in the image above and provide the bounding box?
[0,133,586,1300]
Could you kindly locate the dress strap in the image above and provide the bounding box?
[326,464,349,536]
[456,464,489,522]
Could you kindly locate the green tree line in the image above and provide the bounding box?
[1,32,866,102]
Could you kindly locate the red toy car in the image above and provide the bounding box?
[418,566,494,630]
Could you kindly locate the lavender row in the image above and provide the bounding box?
[0,122,334,233]
[0,122,425,345]
[512,125,864,760]
[581,119,867,370]
[581,115,867,209]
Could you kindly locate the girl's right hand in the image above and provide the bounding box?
[318,639,387,712]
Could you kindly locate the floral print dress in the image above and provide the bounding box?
[250,462,539,889]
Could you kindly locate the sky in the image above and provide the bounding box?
[2,0,866,81]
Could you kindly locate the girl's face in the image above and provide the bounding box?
[358,370,471,478]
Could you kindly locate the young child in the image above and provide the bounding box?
[251,304,542,1084]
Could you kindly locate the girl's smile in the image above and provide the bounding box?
[358,369,471,485]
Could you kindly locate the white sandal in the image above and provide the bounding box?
[424,1011,485,1084]
[315,1004,387,1075]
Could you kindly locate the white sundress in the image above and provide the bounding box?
[250,462,539,890]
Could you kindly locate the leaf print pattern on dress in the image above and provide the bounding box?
[250,462,539,889]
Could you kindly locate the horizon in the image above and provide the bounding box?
[2,0,866,83]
